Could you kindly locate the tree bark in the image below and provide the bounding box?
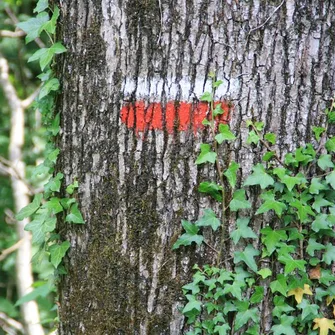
[57,0,335,334]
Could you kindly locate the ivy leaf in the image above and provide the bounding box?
[313,126,325,141]
[311,214,330,232]
[257,268,272,279]
[15,283,50,307]
[325,136,335,153]
[213,104,224,117]
[287,284,313,304]
[309,178,328,194]
[280,175,302,192]
[172,220,204,249]
[256,199,286,217]
[29,42,67,71]
[250,286,264,304]
[264,132,276,145]
[307,238,326,256]
[41,6,59,34]
[298,299,319,321]
[230,218,257,244]
[243,164,274,189]
[291,199,315,223]
[270,274,288,296]
[39,78,60,100]
[200,92,212,102]
[42,197,63,214]
[16,194,43,221]
[49,241,70,268]
[273,296,295,318]
[234,306,259,331]
[215,124,236,144]
[326,171,335,189]
[313,318,335,335]
[278,254,307,275]
[247,130,260,145]
[24,211,46,245]
[198,182,222,201]
[229,189,251,212]
[234,245,260,272]
[214,324,230,335]
[261,227,287,255]
[65,203,85,224]
[34,0,49,13]
[322,243,335,265]
[66,180,79,195]
[196,209,220,231]
[195,144,217,165]
[312,195,332,213]
[318,154,334,171]
[16,12,49,43]
[271,315,295,335]
[223,161,239,188]
[222,281,244,300]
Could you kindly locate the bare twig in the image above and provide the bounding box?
[0,312,25,335]
[21,88,40,109]
[0,30,25,38]
[247,0,285,37]
[0,238,26,262]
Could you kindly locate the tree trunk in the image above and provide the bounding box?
[57,0,335,334]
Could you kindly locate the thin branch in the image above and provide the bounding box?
[0,30,25,38]
[0,238,26,262]
[247,0,285,37]
[21,88,40,109]
[0,312,25,334]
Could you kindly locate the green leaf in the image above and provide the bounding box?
[198,182,222,201]
[261,227,287,255]
[42,197,63,214]
[246,130,260,145]
[234,306,259,331]
[309,178,328,194]
[172,220,204,249]
[213,104,224,117]
[318,154,334,171]
[41,6,60,34]
[271,315,295,335]
[264,132,276,145]
[215,124,236,144]
[229,189,251,211]
[223,161,239,188]
[65,203,85,224]
[66,180,79,195]
[234,244,260,272]
[39,78,60,100]
[312,126,325,141]
[213,80,223,88]
[49,241,70,268]
[16,12,49,43]
[272,296,294,318]
[195,144,217,165]
[222,281,244,300]
[325,136,335,153]
[24,211,46,244]
[298,299,319,321]
[326,171,335,189]
[50,113,60,136]
[257,268,272,279]
[256,199,286,217]
[291,199,315,223]
[306,238,325,257]
[214,324,230,335]
[44,172,64,193]
[243,164,274,189]
[280,175,302,192]
[47,148,60,164]
[278,254,306,274]
[230,218,257,244]
[254,122,264,131]
[29,42,67,71]
[312,195,332,213]
[262,151,275,161]
[15,283,50,307]
[322,243,335,265]
[16,194,43,220]
[200,92,212,102]
[182,294,201,314]
[311,213,330,232]
[34,0,49,13]
[196,209,220,231]
[250,286,264,304]
[270,274,288,296]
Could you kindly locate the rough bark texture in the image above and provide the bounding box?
[57,0,335,334]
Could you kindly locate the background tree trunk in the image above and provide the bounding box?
[57,0,335,333]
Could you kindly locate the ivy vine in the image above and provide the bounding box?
[174,74,335,335]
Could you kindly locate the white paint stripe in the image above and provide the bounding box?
[122,77,239,101]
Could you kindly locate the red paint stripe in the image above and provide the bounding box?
[120,101,231,134]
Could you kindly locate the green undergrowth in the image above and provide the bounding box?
[14,0,84,320]
[173,73,335,335]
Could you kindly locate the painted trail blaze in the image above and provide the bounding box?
[120,101,231,134]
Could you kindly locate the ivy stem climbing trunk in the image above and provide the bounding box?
[0,56,44,335]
